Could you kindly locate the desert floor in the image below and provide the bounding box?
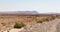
[2,18,60,32]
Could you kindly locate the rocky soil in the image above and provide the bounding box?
[1,18,60,32]
[20,18,60,32]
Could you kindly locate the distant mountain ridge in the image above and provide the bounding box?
[0,11,60,15]
[0,11,39,15]
[7,11,39,14]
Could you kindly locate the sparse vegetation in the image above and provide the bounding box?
[37,18,49,23]
[14,22,25,29]
[51,16,55,20]
[37,16,56,23]
[37,20,43,23]
[0,15,57,31]
[1,22,7,26]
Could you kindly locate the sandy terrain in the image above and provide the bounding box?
[20,18,60,32]
[0,15,59,32]
[55,21,60,32]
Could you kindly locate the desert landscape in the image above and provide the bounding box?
[0,11,59,32]
[0,0,60,32]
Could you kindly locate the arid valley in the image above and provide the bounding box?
[0,11,59,32]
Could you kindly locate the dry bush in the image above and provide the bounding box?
[51,16,56,20]
[1,22,7,26]
[37,18,49,23]
[48,16,56,21]
[14,22,25,29]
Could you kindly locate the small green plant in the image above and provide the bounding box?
[14,22,25,29]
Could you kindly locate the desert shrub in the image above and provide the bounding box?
[7,30,9,32]
[1,22,7,26]
[37,18,49,23]
[37,20,43,23]
[48,16,55,21]
[14,22,25,29]
[51,16,55,20]
[44,18,49,21]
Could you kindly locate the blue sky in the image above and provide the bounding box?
[0,0,60,13]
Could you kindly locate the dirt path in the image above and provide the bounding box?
[21,19,60,32]
[55,21,60,32]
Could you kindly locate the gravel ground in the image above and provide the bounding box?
[3,18,60,32]
[20,19,60,32]
[55,22,60,32]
